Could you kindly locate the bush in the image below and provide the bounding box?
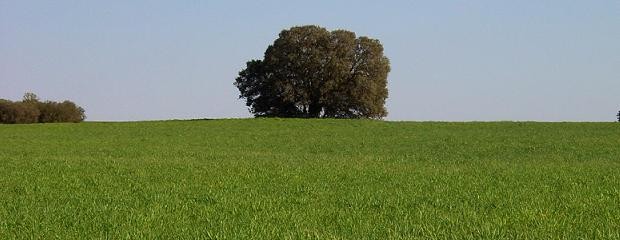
[0,93,85,124]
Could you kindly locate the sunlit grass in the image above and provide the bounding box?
[1,119,619,238]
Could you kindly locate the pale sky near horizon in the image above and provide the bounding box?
[1,1,619,121]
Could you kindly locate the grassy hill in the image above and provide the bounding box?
[1,119,619,239]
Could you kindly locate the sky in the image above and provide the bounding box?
[1,1,618,122]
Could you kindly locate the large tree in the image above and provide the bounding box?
[235,25,390,119]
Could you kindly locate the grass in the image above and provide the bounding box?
[0,119,619,239]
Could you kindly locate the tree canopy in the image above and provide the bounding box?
[235,25,390,119]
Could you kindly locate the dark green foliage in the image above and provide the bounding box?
[235,25,390,119]
[617,110,619,122]
[0,93,85,124]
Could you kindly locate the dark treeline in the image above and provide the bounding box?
[0,93,85,124]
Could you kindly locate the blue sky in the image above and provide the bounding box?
[1,1,618,121]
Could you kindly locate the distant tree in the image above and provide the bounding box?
[0,99,15,123]
[0,99,39,124]
[0,93,85,124]
[15,102,40,123]
[20,92,41,123]
[617,110,620,122]
[37,101,60,123]
[38,100,85,123]
[235,25,390,119]
[22,92,40,103]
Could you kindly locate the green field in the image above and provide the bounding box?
[1,119,619,239]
